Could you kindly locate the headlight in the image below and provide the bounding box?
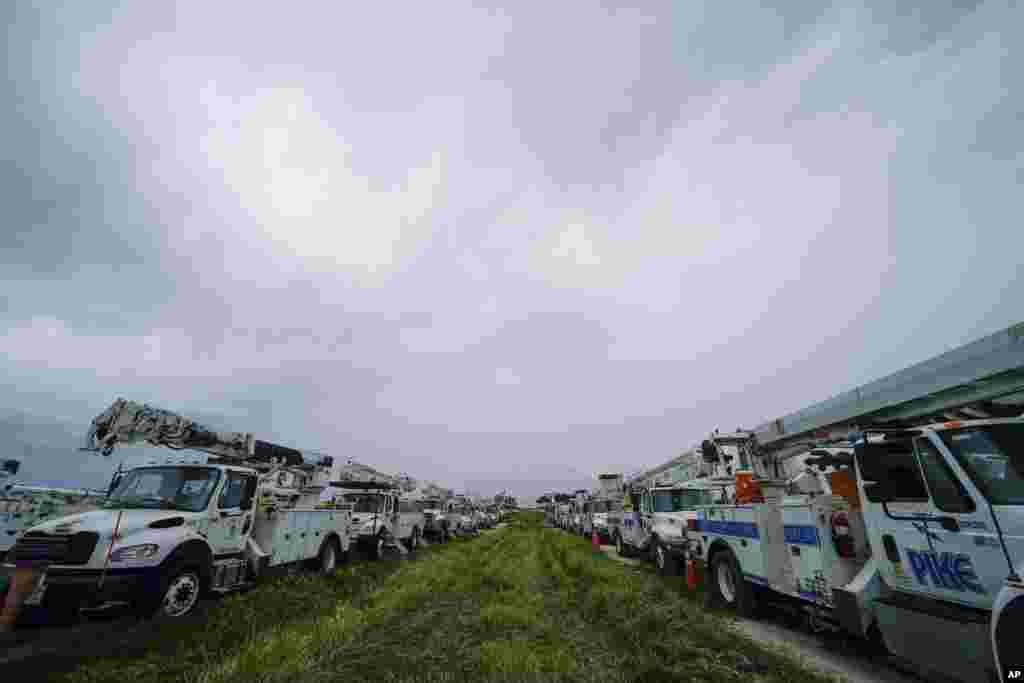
[110,544,160,562]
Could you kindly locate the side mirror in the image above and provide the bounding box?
[107,473,123,498]
[701,440,718,464]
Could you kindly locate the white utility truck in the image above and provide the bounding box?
[1,454,106,560]
[446,496,481,536]
[3,398,352,622]
[2,486,105,561]
[420,496,454,543]
[681,322,1024,683]
[326,481,424,558]
[612,481,713,574]
[586,473,624,544]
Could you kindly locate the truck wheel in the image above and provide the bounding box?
[707,550,755,617]
[313,538,339,575]
[654,540,680,577]
[370,532,386,561]
[615,533,632,558]
[137,563,202,619]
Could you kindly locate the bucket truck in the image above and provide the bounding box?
[680,321,1024,683]
[2,398,352,622]
[322,460,425,558]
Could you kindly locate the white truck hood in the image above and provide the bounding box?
[27,508,197,538]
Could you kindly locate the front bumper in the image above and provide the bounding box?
[2,563,154,605]
[658,539,688,559]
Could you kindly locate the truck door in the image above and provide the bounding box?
[208,470,250,557]
[915,434,1009,606]
[859,437,1000,607]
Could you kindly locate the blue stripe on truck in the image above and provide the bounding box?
[692,519,760,539]
[783,525,819,546]
[693,520,819,545]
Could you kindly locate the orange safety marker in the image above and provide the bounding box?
[592,530,600,547]
[0,565,38,633]
[686,559,700,590]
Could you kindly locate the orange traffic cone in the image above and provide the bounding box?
[0,566,37,633]
[592,530,600,547]
[686,559,700,590]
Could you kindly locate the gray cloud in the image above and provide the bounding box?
[2,1,1022,496]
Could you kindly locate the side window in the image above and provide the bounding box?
[218,472,246,509]
[862,442,930,503]
[914,437,975,513]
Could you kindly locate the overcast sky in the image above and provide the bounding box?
[2,1,1021,496]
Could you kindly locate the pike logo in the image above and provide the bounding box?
[905,549,985,594]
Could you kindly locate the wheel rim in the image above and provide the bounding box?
[162,572,200,618]
[717,560,736,604]
[616,536,623,553]
[656,545,665,570]
[377,537,384,557]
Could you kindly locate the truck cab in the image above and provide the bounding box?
[616,483,712,573]
[6,461,261,620]
[333,484,424,558]
[693,418,1023,683]
[419,497,453,542]
[853,420,1024,683]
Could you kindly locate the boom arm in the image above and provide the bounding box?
[83,398,307,467]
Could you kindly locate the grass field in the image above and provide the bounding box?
[54,513,839,683]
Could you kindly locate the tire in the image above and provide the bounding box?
[615,533,632,558]
[370,532,387,561]
[136,562,203,619]
[313,538,339,575]
[407,527,421,551]
[653,539,680,577]
[706,550,755,617]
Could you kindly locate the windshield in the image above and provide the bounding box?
[343,493,386,513]
[105,467,220,512]
[940,424,1024,505]
[652,489,712,512]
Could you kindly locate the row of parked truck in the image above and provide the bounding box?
[549,321,1024,683]
[0,398,510,626]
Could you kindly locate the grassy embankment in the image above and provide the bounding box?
[55,513,840,683]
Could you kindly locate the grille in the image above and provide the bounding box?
[9,531,99,565]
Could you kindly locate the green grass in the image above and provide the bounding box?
[54,513,842,683]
